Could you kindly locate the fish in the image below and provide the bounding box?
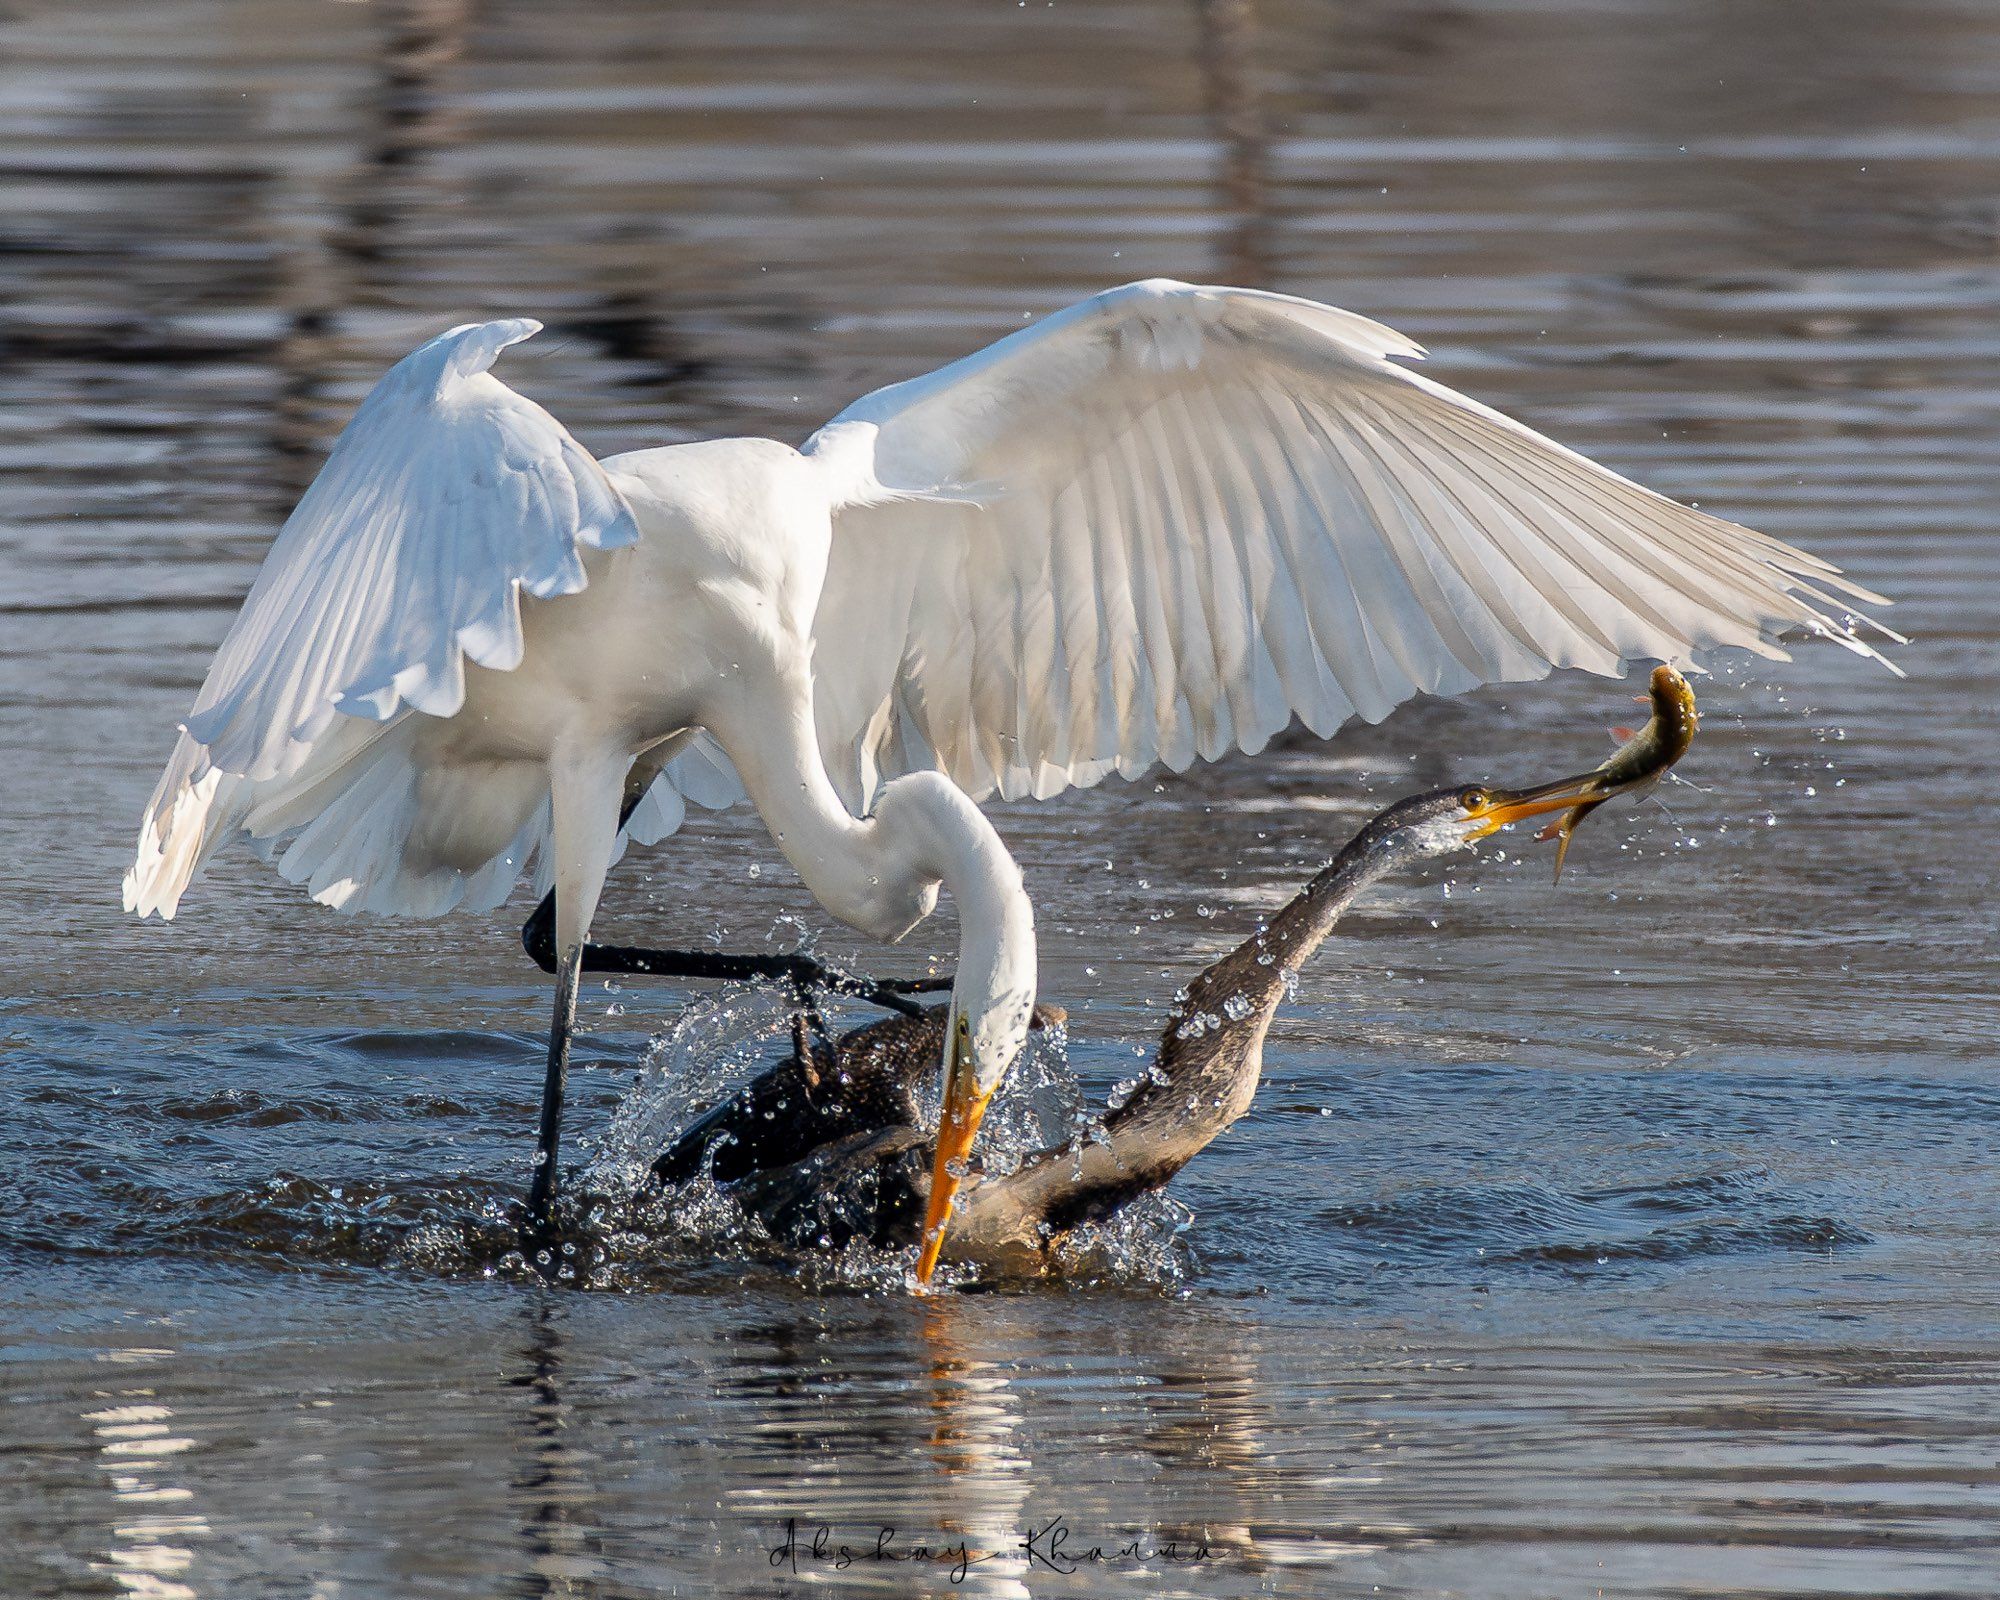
[1536,664,1700,881]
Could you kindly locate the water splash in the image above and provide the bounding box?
[582,985,802,1200]
[570,990,1190,1291]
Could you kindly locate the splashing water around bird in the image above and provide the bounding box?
[572,986,1197,1292]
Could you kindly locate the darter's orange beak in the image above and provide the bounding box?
[915,1012,994,1287]
[1461,771,1614,840]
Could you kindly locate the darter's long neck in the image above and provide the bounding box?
[977,810,1437,1245]
[1157,816,1436,1117]
[1235,819,1424,988]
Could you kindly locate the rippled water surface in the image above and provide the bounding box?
[5,1,2000,1595]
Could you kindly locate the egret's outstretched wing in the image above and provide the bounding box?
[126,319,637,917]
[804,279,1892,809]
[181,318,636,779]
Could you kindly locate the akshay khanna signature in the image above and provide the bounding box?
[768,1519,977,1583]
[1018,1515,1221,1574]
[766,1515,1222,1582]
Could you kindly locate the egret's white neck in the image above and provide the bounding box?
[871,772,1038,1077]
[715,700,1037,1073]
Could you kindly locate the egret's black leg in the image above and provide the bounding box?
[519,891,951,1018]
[523,942,581,1251]
[517,763,629,1262]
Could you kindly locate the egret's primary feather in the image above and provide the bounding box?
[804,278,1894,811]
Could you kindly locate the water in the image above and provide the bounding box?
[5,0,1999,1593]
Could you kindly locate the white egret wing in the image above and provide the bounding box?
[180,318,637,781]
[126,319,638,917]
[804,279,1891,809]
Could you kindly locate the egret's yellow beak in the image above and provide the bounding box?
[915,1012,993,1287]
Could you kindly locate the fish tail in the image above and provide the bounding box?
[1550,825,1575,885]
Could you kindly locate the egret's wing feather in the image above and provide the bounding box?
[125,318,636,918]
[805,279,1892,807]
[623,732,746,850]
[180,318,635,782]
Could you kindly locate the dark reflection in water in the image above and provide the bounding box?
[4,0,2000,1594]
[1198,0,1273,285]
[508,1303,608,1598]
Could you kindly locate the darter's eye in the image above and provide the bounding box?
[1459,787,1488,810]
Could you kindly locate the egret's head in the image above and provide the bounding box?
[867,771,1040,1285]
[907,811,1038,1288]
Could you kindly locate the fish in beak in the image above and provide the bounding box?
[1459,771,1622,838]
[1462,664,1699,871]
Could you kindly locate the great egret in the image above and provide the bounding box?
[123,279,1887,1280]
[636,698,1690,1279]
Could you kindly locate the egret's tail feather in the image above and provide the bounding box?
[123,734,251,920]
[261,725,551,917]
[124,719,555,922]
[126,716,744,923]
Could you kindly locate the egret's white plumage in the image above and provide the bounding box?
[804,281,1888,811]
[127,277,1886,931]
[122,278,1889,1260]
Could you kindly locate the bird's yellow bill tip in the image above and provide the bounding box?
[914,1069,996,1289]
[1461,774,1604,840]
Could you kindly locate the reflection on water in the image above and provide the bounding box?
[916,1302,1036,1598]
[1198,0,1273,286]
[5,0,2000,1593]
[86,1348,208,1600]
[509,1305,608,1597]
